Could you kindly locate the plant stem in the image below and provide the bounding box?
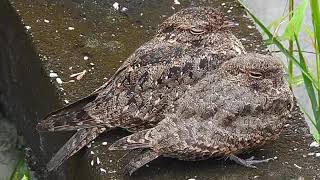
[310,0,320,128]
[288,0,294,88]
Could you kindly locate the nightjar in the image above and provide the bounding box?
[38,7,247,171]
[109,53,293,175]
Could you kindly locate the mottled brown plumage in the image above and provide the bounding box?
[38,6,255,171]
[109,53,293,175]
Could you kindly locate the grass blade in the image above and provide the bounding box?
[282,0,308,40]
[239,1,319,90]
[295,35,320,128]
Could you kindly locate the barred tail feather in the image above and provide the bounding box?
[36,94,97,132]
[109,129,153,151]
[47,127,102,171]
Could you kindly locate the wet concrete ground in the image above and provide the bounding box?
[0,114,19,180]
[0,0,320,179]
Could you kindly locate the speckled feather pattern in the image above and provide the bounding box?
[37,7,292,172]
[109,53,293,173]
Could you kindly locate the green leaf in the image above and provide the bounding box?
[289,75,304,87]
[282,0,308,40]
[21,175,28,180]
[295,35,320,124]
[238,1,319,90]
[305,26,315,40]
[10,158,30,180]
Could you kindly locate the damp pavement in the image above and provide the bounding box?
[0,0,319,179]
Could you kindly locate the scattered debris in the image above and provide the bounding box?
[294,164,302,169]
[25,26,31,30]
[90,151,95,155]
[96,157,101,165]
[100,168,107,173]
[308,152,315,156]
[49,72,58,78]
[70,70,87,80]
[64,99,69,104]
[121,7,128,12]
[113,2,119,10]
[273,156,278,160]
[310,141,319,148]
[108,170,117,174]
[56,78,63,84]
[174,0,181,5]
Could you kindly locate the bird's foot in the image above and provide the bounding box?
[229,154,272,168]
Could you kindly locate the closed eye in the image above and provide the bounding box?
[189,27,206,35]
[249,71,263,79]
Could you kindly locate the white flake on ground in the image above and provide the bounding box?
[113,2,119,10]
[83,56,89,60]
[273,156,278,160]
[56,78,63,84]
[100,168,107,173]
[173,0,180,5]
[91,160,94,166]
[227,10,232,13]
[25,26,31,30]
[68,26,75,30]
[49,72,58,78]
[102,142,108,145]
[316,153,320,157]
[64,100,69,104]
[308,152,315,156]
[97,157,101,165]
[293,164,302,169]
[44,19,50,23]
[121,7,128,12]
[310,141,319,147]
[90,151,95,155]
[221,2,226,6]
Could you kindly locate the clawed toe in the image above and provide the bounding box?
[229,154,272,168]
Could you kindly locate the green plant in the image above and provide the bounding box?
[10,157,30,180]
[238,0,320,142]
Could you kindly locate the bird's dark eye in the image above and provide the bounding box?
[190,27,206,35]
[249,71,263,79]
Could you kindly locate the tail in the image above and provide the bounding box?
[47,127,104,171]
[109,129,153,151]
[37,94,98,132]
